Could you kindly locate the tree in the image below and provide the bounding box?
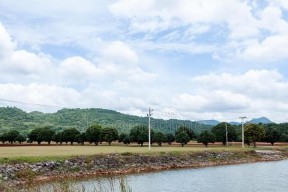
[0,132,8,144]
[175,126,196,140]
[28,128,42,144]
[153,131,167,146]
[118,133,128,143]
[166,133,175,145]
[100,127,118,145]
[76,132,86,145]
[197,130,216,147]
[123,136,130,145]
[244,123,265,147]
[15,134,26,144]
[85,124,102,145]
[129,125,153,146]
[265,128,281,146]
[62,128,80,145]
[6,130,20,144]
[175,132,190,147]
[211,122,238,145]
[53,132,63,144]
[137,132,148,147]
[37,127,55,145]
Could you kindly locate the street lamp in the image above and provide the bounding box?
[239,117,247,148]
[147,107,153,151]
[225,122,228,147]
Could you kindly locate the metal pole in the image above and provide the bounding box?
[148,107,153,151]
[225,122,228,147]
[239,117,247,148]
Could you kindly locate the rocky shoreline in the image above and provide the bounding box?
[1,149,288,188]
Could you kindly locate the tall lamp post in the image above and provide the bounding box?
[239,117,247,148]
[225,122,228,147]
[147,107,153,151]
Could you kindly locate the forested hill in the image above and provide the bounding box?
[0,107,212,135]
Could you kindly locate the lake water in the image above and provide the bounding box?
[40,160,288,192]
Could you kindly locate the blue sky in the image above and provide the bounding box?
[0,0,288,122]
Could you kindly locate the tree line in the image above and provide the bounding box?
[0,122,285,147]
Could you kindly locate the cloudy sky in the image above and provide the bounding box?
[0,0,288,122]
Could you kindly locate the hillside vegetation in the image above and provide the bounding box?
[0,107,211,135]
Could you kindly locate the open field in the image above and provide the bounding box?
[0,142,286,162]
[0,144,247,159]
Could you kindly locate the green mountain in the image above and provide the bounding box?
[0,107,212,135]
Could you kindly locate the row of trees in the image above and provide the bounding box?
[207,122,280,147]
[0,130,26,144]
[28,125,119,145]
[0,122,283,147]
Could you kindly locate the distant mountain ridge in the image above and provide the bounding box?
[249,117,274,124]
[198,117,274,126]
[197,120,220,126]
[0,107,212,135]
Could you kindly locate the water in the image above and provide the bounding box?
[42,160,288,192]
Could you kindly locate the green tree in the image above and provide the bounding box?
[265,128,281,146]
[28,128,42,144]
[118,133,128,143]
[175,126,196,140]
[37,127,55,145]
[85,124,102,145]
[211,122,238,145]
[137,132,148,147]
[244,123,265,147]
[153,131,167,146]
[129,125,153,146]
[76,132,86,145]
[0,132,8,144]
[166,133,175,145]
[53,132,63,144]
[175,132,190,147]
[62,128,80,145]
[100,127,119,145]
[6,130,20,144]
[197,130,216,147]
[15,134,26,144]
[123,136,130,145]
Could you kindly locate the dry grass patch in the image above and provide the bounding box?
[0,144,247,160]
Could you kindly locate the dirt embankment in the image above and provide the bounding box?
[1,149,288,187]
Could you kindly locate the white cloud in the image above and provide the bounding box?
[239,35,288,61]
[0,83,81,111]
[0,21,15,56]
[184,70,288,122]
[7,50,51,74]
[58,56,103,83]
[110,0,258,39]
[101,41,139,66]
[110,0,288,63]
[0,22,53,78]
[0,20,158,113]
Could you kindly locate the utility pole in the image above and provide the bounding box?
[239,117,247,148]
[147,107,153,151]
[225,122,228,147]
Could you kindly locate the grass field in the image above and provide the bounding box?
[0,143,249,160]
[0,141,284,163]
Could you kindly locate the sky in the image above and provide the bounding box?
[0,0,288,123]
